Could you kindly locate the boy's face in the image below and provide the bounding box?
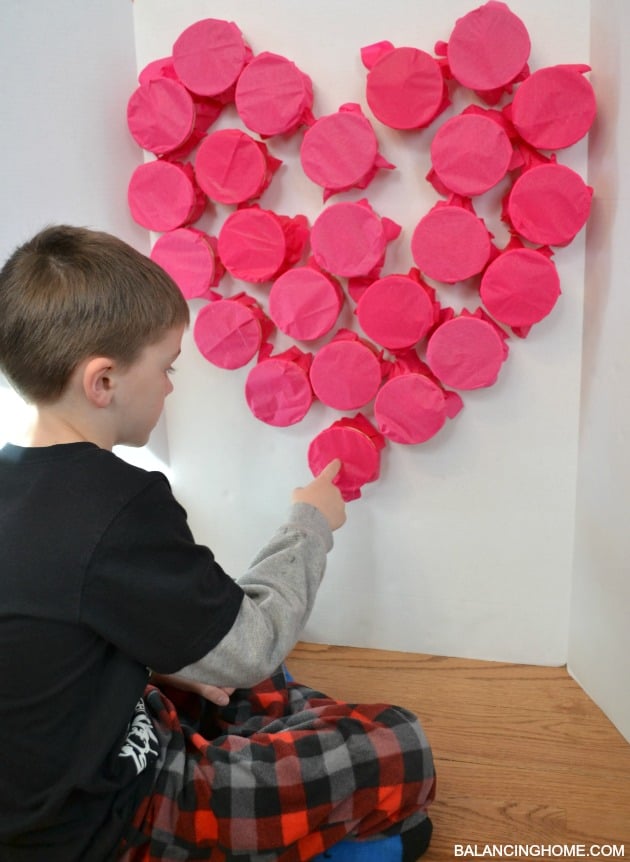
[113,324,184,448]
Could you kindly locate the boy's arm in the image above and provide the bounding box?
[173,502,332,689]
[174,461,346,689]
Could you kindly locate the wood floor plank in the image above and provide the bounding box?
[287,642,630,859]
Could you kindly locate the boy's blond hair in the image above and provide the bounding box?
[0,225,190,404]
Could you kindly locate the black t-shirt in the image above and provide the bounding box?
[0,443,244,861]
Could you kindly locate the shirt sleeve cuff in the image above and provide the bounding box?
[286,502,334,553]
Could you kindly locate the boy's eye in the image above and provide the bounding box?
[166,366,176,375]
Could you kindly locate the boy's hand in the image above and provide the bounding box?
[292,459,347,531]
[150,672,235,706]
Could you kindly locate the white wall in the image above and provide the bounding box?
[0,0,142,260]
[567,0,630,742]
[134,0,590,666]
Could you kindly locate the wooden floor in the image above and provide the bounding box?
[287,642,630,859]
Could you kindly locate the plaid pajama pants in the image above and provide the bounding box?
[118,667,435,861]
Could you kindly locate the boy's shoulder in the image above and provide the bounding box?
[0,443,177,575]
[77,444,172,495]
[0,441,170,501]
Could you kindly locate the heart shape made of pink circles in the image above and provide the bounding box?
[126,1,595,501]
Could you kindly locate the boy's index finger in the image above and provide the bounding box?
[317,458,342,481]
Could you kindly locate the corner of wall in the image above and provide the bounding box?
[567,0,630,744]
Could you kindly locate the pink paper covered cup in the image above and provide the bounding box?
[429,111,513,197]
[193,293,273,369]
[310,199,400,279]
[150,228,223,300]
[245,347,313,427]
[411,199,493,283]
[505,162,593,247]
[363,42,447,130]
[235,51,314,137]
[137,56,224,155]
[127,78,196,156]
[443,1,530,94]
[138,56,180,86]
[268,264,343,341]
[308,414,385,501]
[480,246,561,331]
[300,103,394,200]
[195,129,281,205]
[172,18,250,99]
[375,373,450,445]
[356,271,438,351]
[309,330,384,411]
[426,310,509,390]
[218,207,309,283]
[127,160,206,232]
[509,65,596,151]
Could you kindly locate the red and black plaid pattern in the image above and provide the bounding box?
[118,667,435,861]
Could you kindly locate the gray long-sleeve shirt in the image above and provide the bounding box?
[175,502,333,688]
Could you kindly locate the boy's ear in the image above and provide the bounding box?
[82,357,116,408]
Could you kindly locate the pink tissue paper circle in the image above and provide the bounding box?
[426,316,506,390]
[430,113,513,196]
[356,274,435,350]
[195,129,272,204]
[411,205,492,283]
[138,56,179,85]
[300,109,378,192]
[194,299,262,369]
[375,374,447,444]
[172,18,249,97]
[127,160,205,232]
[510,65,596,150]
[447,1,531,91]
[309,339,382,410]
[269,267,343,341]
[127,78,195,156]
[235,51,313,137]
[308,422,381,501]
[506,163,593,246]
[150,228,220,300]
[218,208,286,283]
[137,56,224,143]
[310,202,387,278]
[245,358,313,427]
[366,46,445,130]
[480,248,561,328]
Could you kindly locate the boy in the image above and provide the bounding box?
[0,225,435,861]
